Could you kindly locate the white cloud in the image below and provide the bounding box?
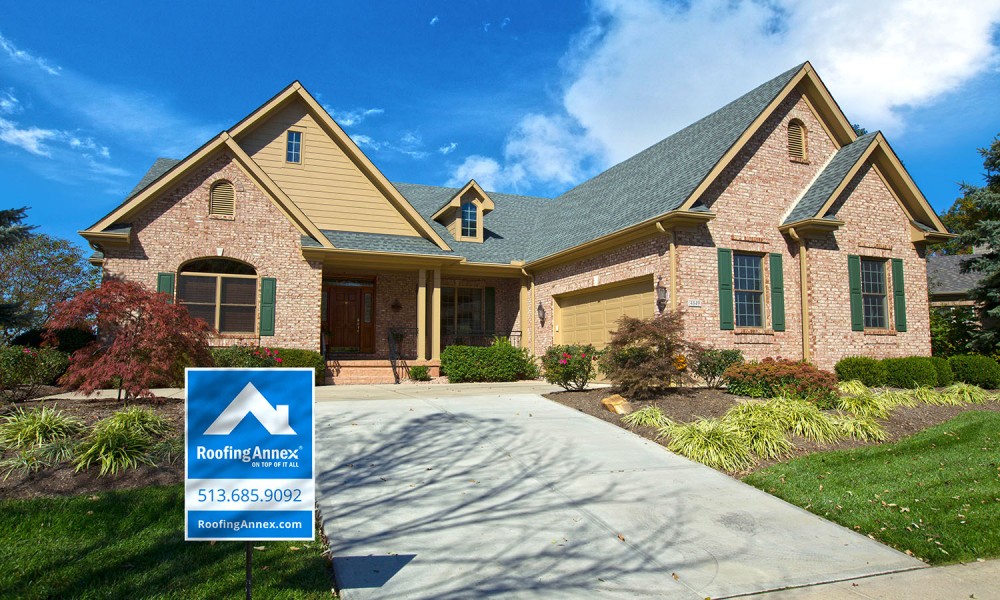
[349,131,429,159]
[351,133,380,150]
[0,32,61,75]
[453,0,1000,189]
[325,106,385,127]
[430,16,440,26]
[501,17,511,29]
[0,91,19,114]
[439,142,458,154]
[0,117,59,155]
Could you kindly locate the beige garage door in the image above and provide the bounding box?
[556,277,655,350]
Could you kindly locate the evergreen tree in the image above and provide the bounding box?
[0,207,35,331]
[958,135,1000,352]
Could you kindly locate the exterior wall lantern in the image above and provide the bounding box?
[537,302,546,326]
[656,276,668,313]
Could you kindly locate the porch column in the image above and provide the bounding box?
[519,277,529,347]
[431,268,442,360]
[417,269,427,361]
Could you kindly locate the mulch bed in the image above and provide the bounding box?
[544,386,1000,475]
[0,395,183,500]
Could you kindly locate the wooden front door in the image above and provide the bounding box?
[326,284,375,354]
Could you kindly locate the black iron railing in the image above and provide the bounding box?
[388,327,419,384]
[441,331,521,349]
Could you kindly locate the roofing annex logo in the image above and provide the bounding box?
[204,382,296,436]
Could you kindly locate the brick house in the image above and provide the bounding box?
[81,62,953,383]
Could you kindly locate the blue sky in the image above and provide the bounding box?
[2,1,1000,250]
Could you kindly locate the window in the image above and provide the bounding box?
[460,202,477,238]
[209,181,235,216]
[733,253,764,328]
[861,258,887,328]
[788,119,807,162]
[177,258,257,334]
[441,287,484,335]
[286,130,302,163]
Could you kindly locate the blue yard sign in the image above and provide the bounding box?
[185,368,315,541]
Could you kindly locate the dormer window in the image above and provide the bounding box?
[461,202,477,238]
[431,179,495,244]
[286,130,302,163]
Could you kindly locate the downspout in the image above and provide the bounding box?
[787,227,810,363]
[656,222,678,311]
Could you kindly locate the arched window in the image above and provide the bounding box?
[177,258,257,333]
[209,181,235,216]
[788,119,807,162]
[460,201,477,238]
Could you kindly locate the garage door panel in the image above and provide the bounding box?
[557,279,654,350]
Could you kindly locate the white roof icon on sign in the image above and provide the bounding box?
[204,382,296,435]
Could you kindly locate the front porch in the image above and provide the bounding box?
[311,257,530,384]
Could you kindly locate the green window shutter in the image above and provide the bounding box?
[156,272,175,303]
[848,255,864,331]
[718,248,734,330]
[769,253,785,332]
[891,258,907,332]
[259,277,276,337]
[484,287,496,334]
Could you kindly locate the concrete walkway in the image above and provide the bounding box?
[315,388,925,599]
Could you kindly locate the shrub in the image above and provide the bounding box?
[661,419,755,472]
[882,357,939,389]
[440,339,537,383]
[834,356,887,387]
[0,346,69,400]
[0,405,83,449]
[12,327,96,354]
[272,348,326,385]
[408,365,431,382]
[542,344,597,391]
[693,348,744,389]
[621,406,671,429]
[47,279,212,401]
[598,313,700,399]
[949,355,1000,389]
[724,358,838,407]
[928,356,955,387]
[211,344,281,368]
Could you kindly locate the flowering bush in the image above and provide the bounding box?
[724,358,838,408]
[542,344,597,391]
[0,345,69,400]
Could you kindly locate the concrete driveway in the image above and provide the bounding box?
[316,383,923,599]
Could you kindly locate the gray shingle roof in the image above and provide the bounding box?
[926,253,985,295]
[119,64,811,264]
[126,158,181,199]
[784,132,878,224]
[521,62,805,261]
[394,183,548,264]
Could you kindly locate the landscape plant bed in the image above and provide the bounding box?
[0,484,333,599]
[744,412,1000,564]
[0,395,183,499]
[544,386,1000,473]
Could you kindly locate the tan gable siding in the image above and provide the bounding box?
[239,100,420,236]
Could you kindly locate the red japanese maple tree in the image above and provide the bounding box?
[46,278,212,400]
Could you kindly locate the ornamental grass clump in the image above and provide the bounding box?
[837,380,870,397]
[661,419,755,472]
[836,393,890,419]
[942,382,990,405]
[0,448,50,480]
[0,405,83,449]
[834,414,887,442]
[911,386,952,406]
[101,407,171,438]
[621,406,672,429]
[876,389,918,409]
[721,401,792,460]
[75,427,153,476]
[777,399,843,443]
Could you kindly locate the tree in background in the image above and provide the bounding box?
[0,207,35,332]
[954,134,1000,352]
[46,279,212,401]
[0,233,100,341]
[929,306,980,357]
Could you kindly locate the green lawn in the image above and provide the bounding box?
[744,411,1000,564]
[0,484,333,599]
